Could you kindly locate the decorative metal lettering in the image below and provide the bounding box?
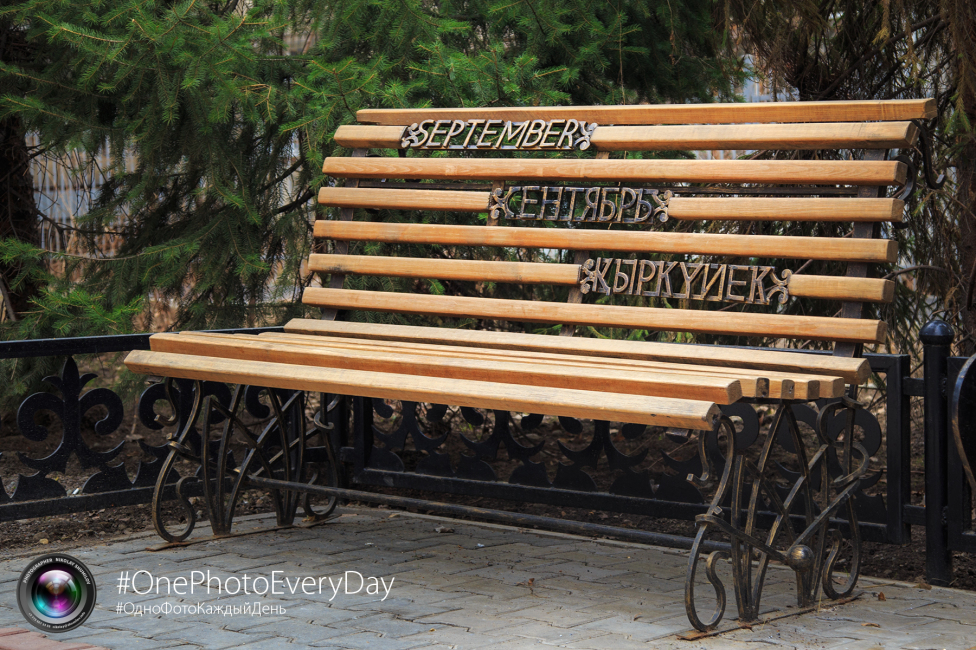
[579,258,792,305]
[489,186,671,223]
[401,119,598,150]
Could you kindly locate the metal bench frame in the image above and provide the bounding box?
[130,99,946,632]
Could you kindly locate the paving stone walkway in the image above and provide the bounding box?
[2,508,974,649]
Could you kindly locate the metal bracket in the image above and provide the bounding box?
[910,119,947,191]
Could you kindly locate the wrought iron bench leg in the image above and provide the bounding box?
[149,381,339,541]
[685,398,868,632]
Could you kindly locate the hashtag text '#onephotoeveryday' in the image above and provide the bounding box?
[117,570,394,601]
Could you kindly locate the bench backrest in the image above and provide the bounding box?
[308,99,934,360]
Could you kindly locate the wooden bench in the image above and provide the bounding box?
[126,98,935,631]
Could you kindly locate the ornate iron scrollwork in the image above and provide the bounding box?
[684,399,869,631]
[147,379,338,541]
[13,358,127,500]
[952,355,976,495]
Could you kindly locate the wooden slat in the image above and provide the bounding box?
[316,190,904,223]
[788,275,895,303]
[330,122,918,151]
[182,331,841,400]
[301,288,886,343]
[313,221,898,263]
[283,318,869,383]
[321,157,906,186]
[591,122,918,151]
[246,331,773,399]
[318,187,490,212]
[151,333,742,404]
[308,254,578,285]
[669,198,904,222]
[250,332,850,400]
[125,350,721,430]
[334,125,406,148]
[356,100,936,125]
[309,254,894,303]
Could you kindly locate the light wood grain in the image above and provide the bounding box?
[356,100,936,125]
[151,333,742,404]
[283,318,869,383]
[591,122,918,150]
[316,190,904,223]
[301,288,886,343]
[313,221,898,263]
[309,253,895,303]
[308,254,579,285]
[329,121,918,151]
[668,197,904,222]
[318,187,491,212]
[125,350,721,430]
[250,332,850,399]
[185,331,853,400]
[788,275,895,303]
[334,124,406,148]
[321,157,906,186]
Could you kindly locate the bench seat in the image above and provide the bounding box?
[125,348,721,430]
[124,98,940,632]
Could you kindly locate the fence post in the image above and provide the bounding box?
[921,319,954,586]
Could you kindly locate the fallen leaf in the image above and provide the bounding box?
[877,592,886,601]
[677,631,707,641]
[861,622,881,628]
[39,538,49,545]
[914,582,933,590]
[738,622,753,630]
[388,513,400,518]
[434,526,454,534]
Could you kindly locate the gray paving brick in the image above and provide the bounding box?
[153,625,272,648]
[2,507,973,650]
[311,630,427,649]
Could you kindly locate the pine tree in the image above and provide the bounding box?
[0,0,739,405]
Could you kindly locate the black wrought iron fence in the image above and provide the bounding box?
[1,324,973,586]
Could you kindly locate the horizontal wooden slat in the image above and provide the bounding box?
[321,157,906,186]
[317,189,903,223]
[283,318,869,383]
[334,124,406,148]
[309,254,894,303]
[151,333,742,404]
[669,197,904,222]
[591,122,918,151]
[247,332,776,400]
[313,221,898,263]
[301,288,886,343]
[250,332,851,400]
[331,122,918,151]
[308,254,578,285]
[126,350,721,430]
[318,187,490,212]
[788,275,895,303]
[179,331,848,400]
[356,100,936,125]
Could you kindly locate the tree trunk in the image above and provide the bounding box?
[958,129,976,356]
[0,116,39,319]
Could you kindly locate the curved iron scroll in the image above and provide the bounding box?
[685,399,868,631]
[149,380,339,541]
[952,355,976,495]
[910,119,947,191]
